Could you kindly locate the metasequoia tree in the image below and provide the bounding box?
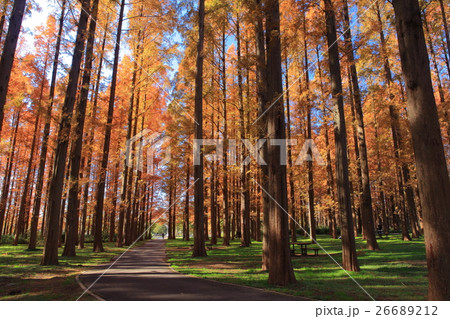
[392,0,450,301]
[93,0,126,253]
[342,0,379,250]
[323,0,359,272]
[28,1,66,250]
[192,0,206,257]
[63,0,100,257]
[41,0,90,266]
[265,0,296,285]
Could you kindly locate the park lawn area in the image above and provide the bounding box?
[0,241,142,301]
[166,234,428,301]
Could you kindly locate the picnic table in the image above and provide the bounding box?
[290,242,320,256]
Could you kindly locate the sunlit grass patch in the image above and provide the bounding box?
[166,234,427,301]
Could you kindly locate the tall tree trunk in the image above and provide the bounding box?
[221,28,230,247]
[376,0,413,242]
[255,0,269,270]
[316,46,337,239]
[392,0,450,300]
[29,1,65,250]
[41,0,90,265]
[183,158,190,241]
[324,0,359,272]
[265,0,296,285]
[93,0,125,253]
[284,50,296,243]
[63,0,99,257]
[0,0,26,136]
[236,17,251,247]
[192,0,206,257]
[209,114,216,244]
[302,7,316,242]
[14,78,45,245]
[0,109,20,238]
[343,0,379,249]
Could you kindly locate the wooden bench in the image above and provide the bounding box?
[313,248,320,256]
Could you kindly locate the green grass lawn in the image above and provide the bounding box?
[0,241,143,301]
[166,234,428,301]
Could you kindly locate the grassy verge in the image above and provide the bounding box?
[166,234,428,301]
[0,241,145,301]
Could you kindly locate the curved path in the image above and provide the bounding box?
[79,240,305,301]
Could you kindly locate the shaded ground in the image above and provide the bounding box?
[80,240,306,301]
[167,234,428,301]
[0,242,143,300]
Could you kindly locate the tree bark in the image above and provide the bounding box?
[184,158,190,241]
[41,0,90,265]
[192,0,206,257]
[392,0,450,300]
[265,0,296,285]
[63,0,99,257]
[93,0,125,253]
[0,109,20,238]
[324,0,359,272]
[236,17,251,248]
[28,1,66,251]
[221,28,230,247]
[343,0,379,250]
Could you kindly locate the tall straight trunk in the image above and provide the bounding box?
[348,80,363,236]
[0,110,20,238]
[14,76,45,245]
[29,1,66,250]
[265,0,296,285]
[392,0,450,300]
[284,50,296,243]
[254,0,269,270]
[324,0,359,272]
[0,0,26,135]
[302,9,316,242]
[192,0,206,257]
[63,0,99,257]
[373,111,389,235]
[41,0,90,265]
[343,0,379,249]
[183,158,190,241]
[93,0,125,253]
[316,46,337,239]
[376,1,414,241]
[168,171,174,239]
[221,29,230,247]
[209,115,216,244]
[109,162,119,242]
[118,52,136,247]
[79,24,107,249]
[236,18,250,247]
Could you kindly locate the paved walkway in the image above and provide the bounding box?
[79,240,305,301]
